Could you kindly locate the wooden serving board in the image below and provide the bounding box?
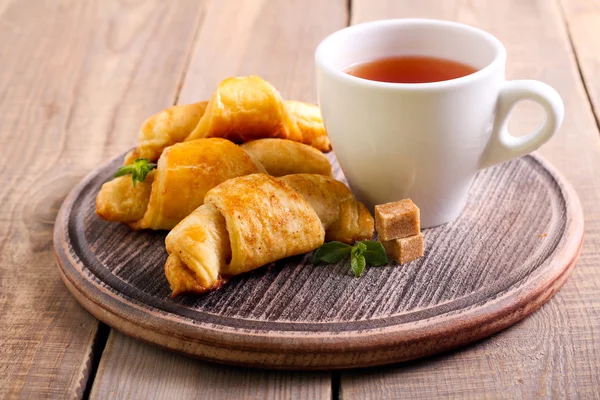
[54,152,583,370]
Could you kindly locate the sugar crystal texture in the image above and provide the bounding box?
[381,233,424,264]
[374,199,420,241]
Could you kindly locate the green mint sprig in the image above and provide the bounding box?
[312,240,388,277]
[114,158,157,187]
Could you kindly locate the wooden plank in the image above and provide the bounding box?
[90,332,331,400]
[559,0,600,127]
[90,0,346,397]
[341,0,600,398]
[177,0,348,103]
[0,0,205,397]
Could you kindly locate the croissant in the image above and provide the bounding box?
[241,139,332,177]
[279,174,373,243]
[96,138,332,230]
[124,76,331,164]
[165,174,374,296]
[124,102,208,165]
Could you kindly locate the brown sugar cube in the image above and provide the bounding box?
[374,199,420,240]
[381,233,424,264]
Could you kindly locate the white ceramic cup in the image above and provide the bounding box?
[315,19,564,228]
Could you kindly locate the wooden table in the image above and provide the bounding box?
[2,0,599,398]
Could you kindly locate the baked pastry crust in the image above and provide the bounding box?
[97,138,333,230]
[97,138,264,230]
[241,139,332,177]
[165,174,325,295]
[165,174,374,296]
[280,174,374,243]
[124,76,331,165]
[124,102,208,165]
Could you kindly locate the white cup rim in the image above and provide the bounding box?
[315,18,507,91]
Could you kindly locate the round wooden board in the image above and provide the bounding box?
[54,152,583,370]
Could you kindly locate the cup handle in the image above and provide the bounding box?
[479,80,564,169]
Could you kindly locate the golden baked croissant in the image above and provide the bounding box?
[124,102,208,165]
[97,138,332,230]
[164,174,374,296]
[124,76,330,164]
[279,174,373,243]
[241,139,332,177]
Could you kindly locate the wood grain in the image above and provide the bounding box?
[5,0,598,396]
[177,0,348,103]
[90,0,347,396]
[89,332,331,400]
[341,0,600,398]
[0,0,206,397]
[559,0,600,128]
[55,152,582,369]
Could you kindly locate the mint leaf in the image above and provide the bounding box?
[359,240,388,266]
[353,241,367,256]
[312,241,352,264]
[312,240,388,277]
[350,253,366,277]
[114,158,157,187]
[113,164,134,178]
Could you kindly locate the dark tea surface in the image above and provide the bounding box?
[345,55,477,84]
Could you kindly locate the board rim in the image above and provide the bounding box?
[54,152,584,369]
